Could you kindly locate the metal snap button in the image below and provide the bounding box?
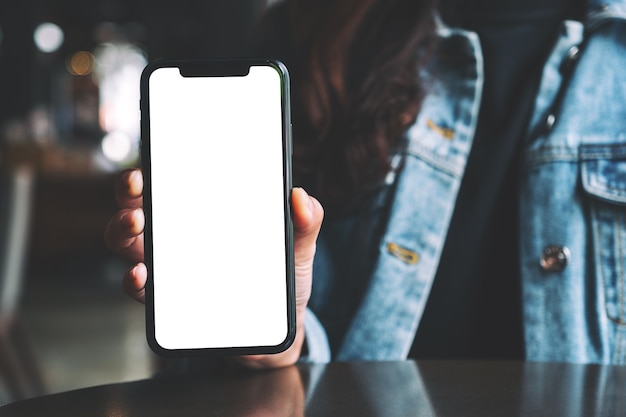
[567,45,581,61]
[560,45,581,74]
[540,245,570,272]
[545,114,556,131]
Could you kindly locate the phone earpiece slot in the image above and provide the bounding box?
[178,60,251,77]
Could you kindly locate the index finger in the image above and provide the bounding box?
[115,168,143,209]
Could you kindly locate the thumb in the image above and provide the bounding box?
[291,187,324,258]
[291,187,323,313]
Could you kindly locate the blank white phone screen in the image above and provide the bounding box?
[147,65,288,350]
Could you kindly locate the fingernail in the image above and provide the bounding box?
[121,211,135,229]
[294,187,312,217]
[121,169,133,186]
[123,169,142,194]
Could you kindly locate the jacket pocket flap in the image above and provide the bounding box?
[580,144,626,205]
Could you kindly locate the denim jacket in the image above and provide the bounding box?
[303,0,626,364]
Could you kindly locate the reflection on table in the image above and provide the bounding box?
[1,360,625,416]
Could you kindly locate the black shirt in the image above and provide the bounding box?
[410,0,583,359]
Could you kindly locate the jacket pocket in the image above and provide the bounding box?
[580,144,626,326]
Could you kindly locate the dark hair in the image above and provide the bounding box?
[258,0,438,212]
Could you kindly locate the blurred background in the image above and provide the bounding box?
[0,0,277,404]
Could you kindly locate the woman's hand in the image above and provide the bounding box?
[104,168,324,368]
[103,169,147,303]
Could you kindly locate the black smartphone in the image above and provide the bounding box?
[140,59,294,356]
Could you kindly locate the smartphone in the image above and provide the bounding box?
[140,59,294,356]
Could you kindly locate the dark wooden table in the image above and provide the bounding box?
[1,360,625,416]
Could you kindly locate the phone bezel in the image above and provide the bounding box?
[139,59,295,357]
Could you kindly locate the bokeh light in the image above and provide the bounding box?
[101,130,133,163]
[34,22,64,53]
[95,41,146,165]
[67,51,96,75]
